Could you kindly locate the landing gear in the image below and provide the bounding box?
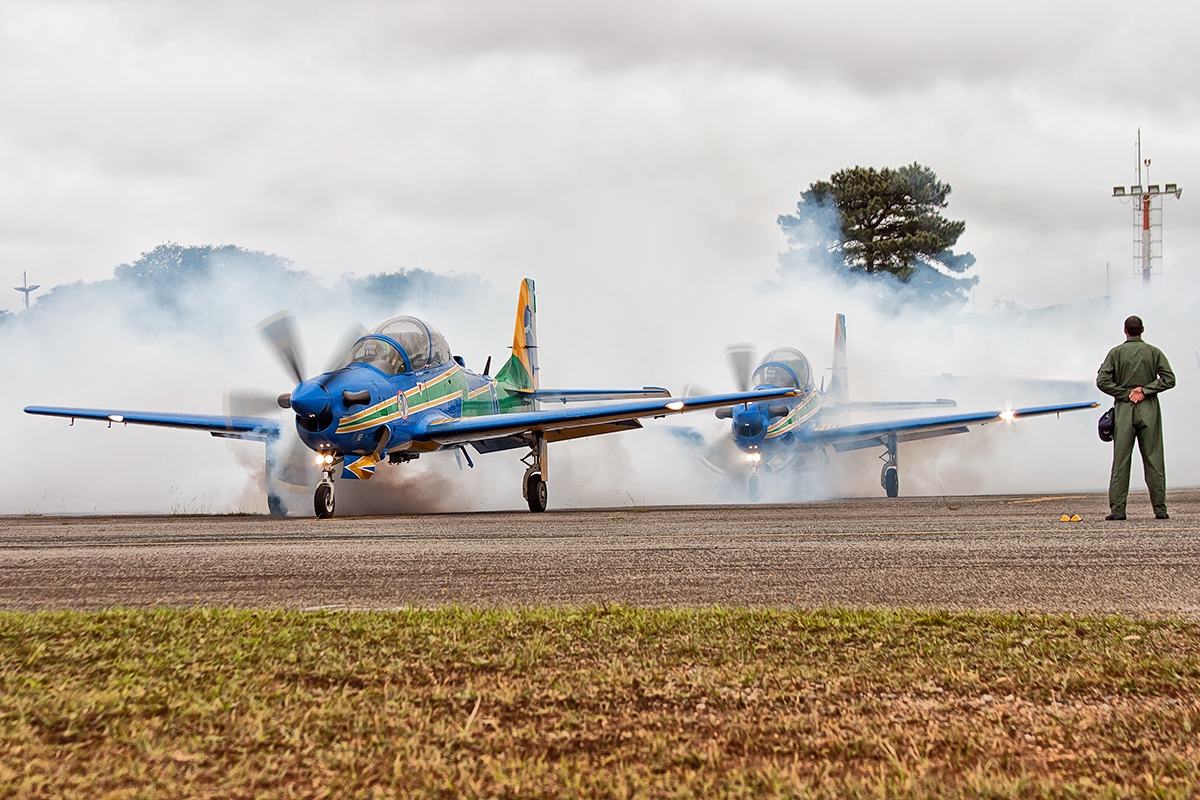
[267,493,287,517]
[526,473,548,512]
[748,472,760,503]
[315,455,338,519]
[314,481,335,518]
[521,433,548,513]
[880,434,899,498]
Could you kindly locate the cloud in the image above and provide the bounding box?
[2,1,1199,512]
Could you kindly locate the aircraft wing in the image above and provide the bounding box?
[519,387,671,403]
[24,406,281,442]
[418,388,797,446]
[835,399,956,412]
[799,401,1099,452]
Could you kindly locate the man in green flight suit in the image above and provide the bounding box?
[1096,315,1175,520]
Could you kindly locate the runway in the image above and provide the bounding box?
[1,490,1197,613]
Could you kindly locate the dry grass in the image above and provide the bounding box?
[1,607,1199,798]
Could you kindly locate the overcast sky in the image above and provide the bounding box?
[5,1,1200,512]
[3,0,1199,315]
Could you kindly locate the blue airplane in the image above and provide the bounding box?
[25,279,795,517]
[702,314,1098,500]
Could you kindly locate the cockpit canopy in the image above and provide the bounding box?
[752,347,813,392]
[348,316,452,376]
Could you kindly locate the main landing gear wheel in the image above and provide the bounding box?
[526,473,548,513]
[748,473,760,503]
[880,434,899,498]
[315,482,335,519]
[882,467,899,498]
[521,433,548,513]
[267,493,287,517]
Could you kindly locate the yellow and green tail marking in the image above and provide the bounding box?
[495,278,539,412]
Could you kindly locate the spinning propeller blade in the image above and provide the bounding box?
[256,311,307,385]
[725,343,757,392]
[321,323,368,374]
[270,434,317,493]
[224,390,285,418]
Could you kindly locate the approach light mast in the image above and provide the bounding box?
[13,270,39,311]
[1112,129,1182,285]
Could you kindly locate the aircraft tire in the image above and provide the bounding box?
[883,466,899,498]
[267,493,287,517]
[748,474,760,503]
[315,483,335,519]
[526,473,548,513]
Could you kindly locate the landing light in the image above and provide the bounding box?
[999,410,1015,421]
[665,401,684,411]
[746,453,762,463]
[323,453,334,465]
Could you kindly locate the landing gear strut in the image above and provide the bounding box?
[880,434,899,498]
[315,457,337,518]
[521,433,548,513]
[748,470,760,503]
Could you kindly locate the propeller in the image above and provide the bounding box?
[256,311,308,386]
[254,311,367,403]
[322,322,368,374]
[230,312,369,502]
[725,343,757,392]
[224,390,285,418]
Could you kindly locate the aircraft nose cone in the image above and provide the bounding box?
[290,380,331,420]
[732,406,765,439]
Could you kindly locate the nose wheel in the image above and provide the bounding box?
[314,457,338,519]
[748,471,760,502]
[314,481,335,518]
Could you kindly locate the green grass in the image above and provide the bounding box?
[2,607,1199,798]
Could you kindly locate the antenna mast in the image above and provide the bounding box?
[1112,129,1182,284]
[13,270,40,311]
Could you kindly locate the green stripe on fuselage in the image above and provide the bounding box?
[765,391,823,438]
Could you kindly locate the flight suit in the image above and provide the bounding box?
[1096,336,1175,516]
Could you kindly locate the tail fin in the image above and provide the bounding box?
[828,313,849,403]
[495,278,539,391]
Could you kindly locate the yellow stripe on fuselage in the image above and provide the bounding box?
[336,365,465,434]
[764,392,824,438]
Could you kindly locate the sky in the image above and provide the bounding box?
[4,0,1199,310]
[2,0,1199,513]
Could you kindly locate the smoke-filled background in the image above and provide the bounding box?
[2,0,1198,514]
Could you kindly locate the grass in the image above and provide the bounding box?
[1,607,1199,798]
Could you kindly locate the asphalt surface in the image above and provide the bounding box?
[1,490,1198,614]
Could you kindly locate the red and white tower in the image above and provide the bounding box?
[1112,130,1182,284]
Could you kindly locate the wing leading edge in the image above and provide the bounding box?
[24,406,281,442]
[800,401,1099,452]
[420,388,798,445]
[519,387,671,403]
